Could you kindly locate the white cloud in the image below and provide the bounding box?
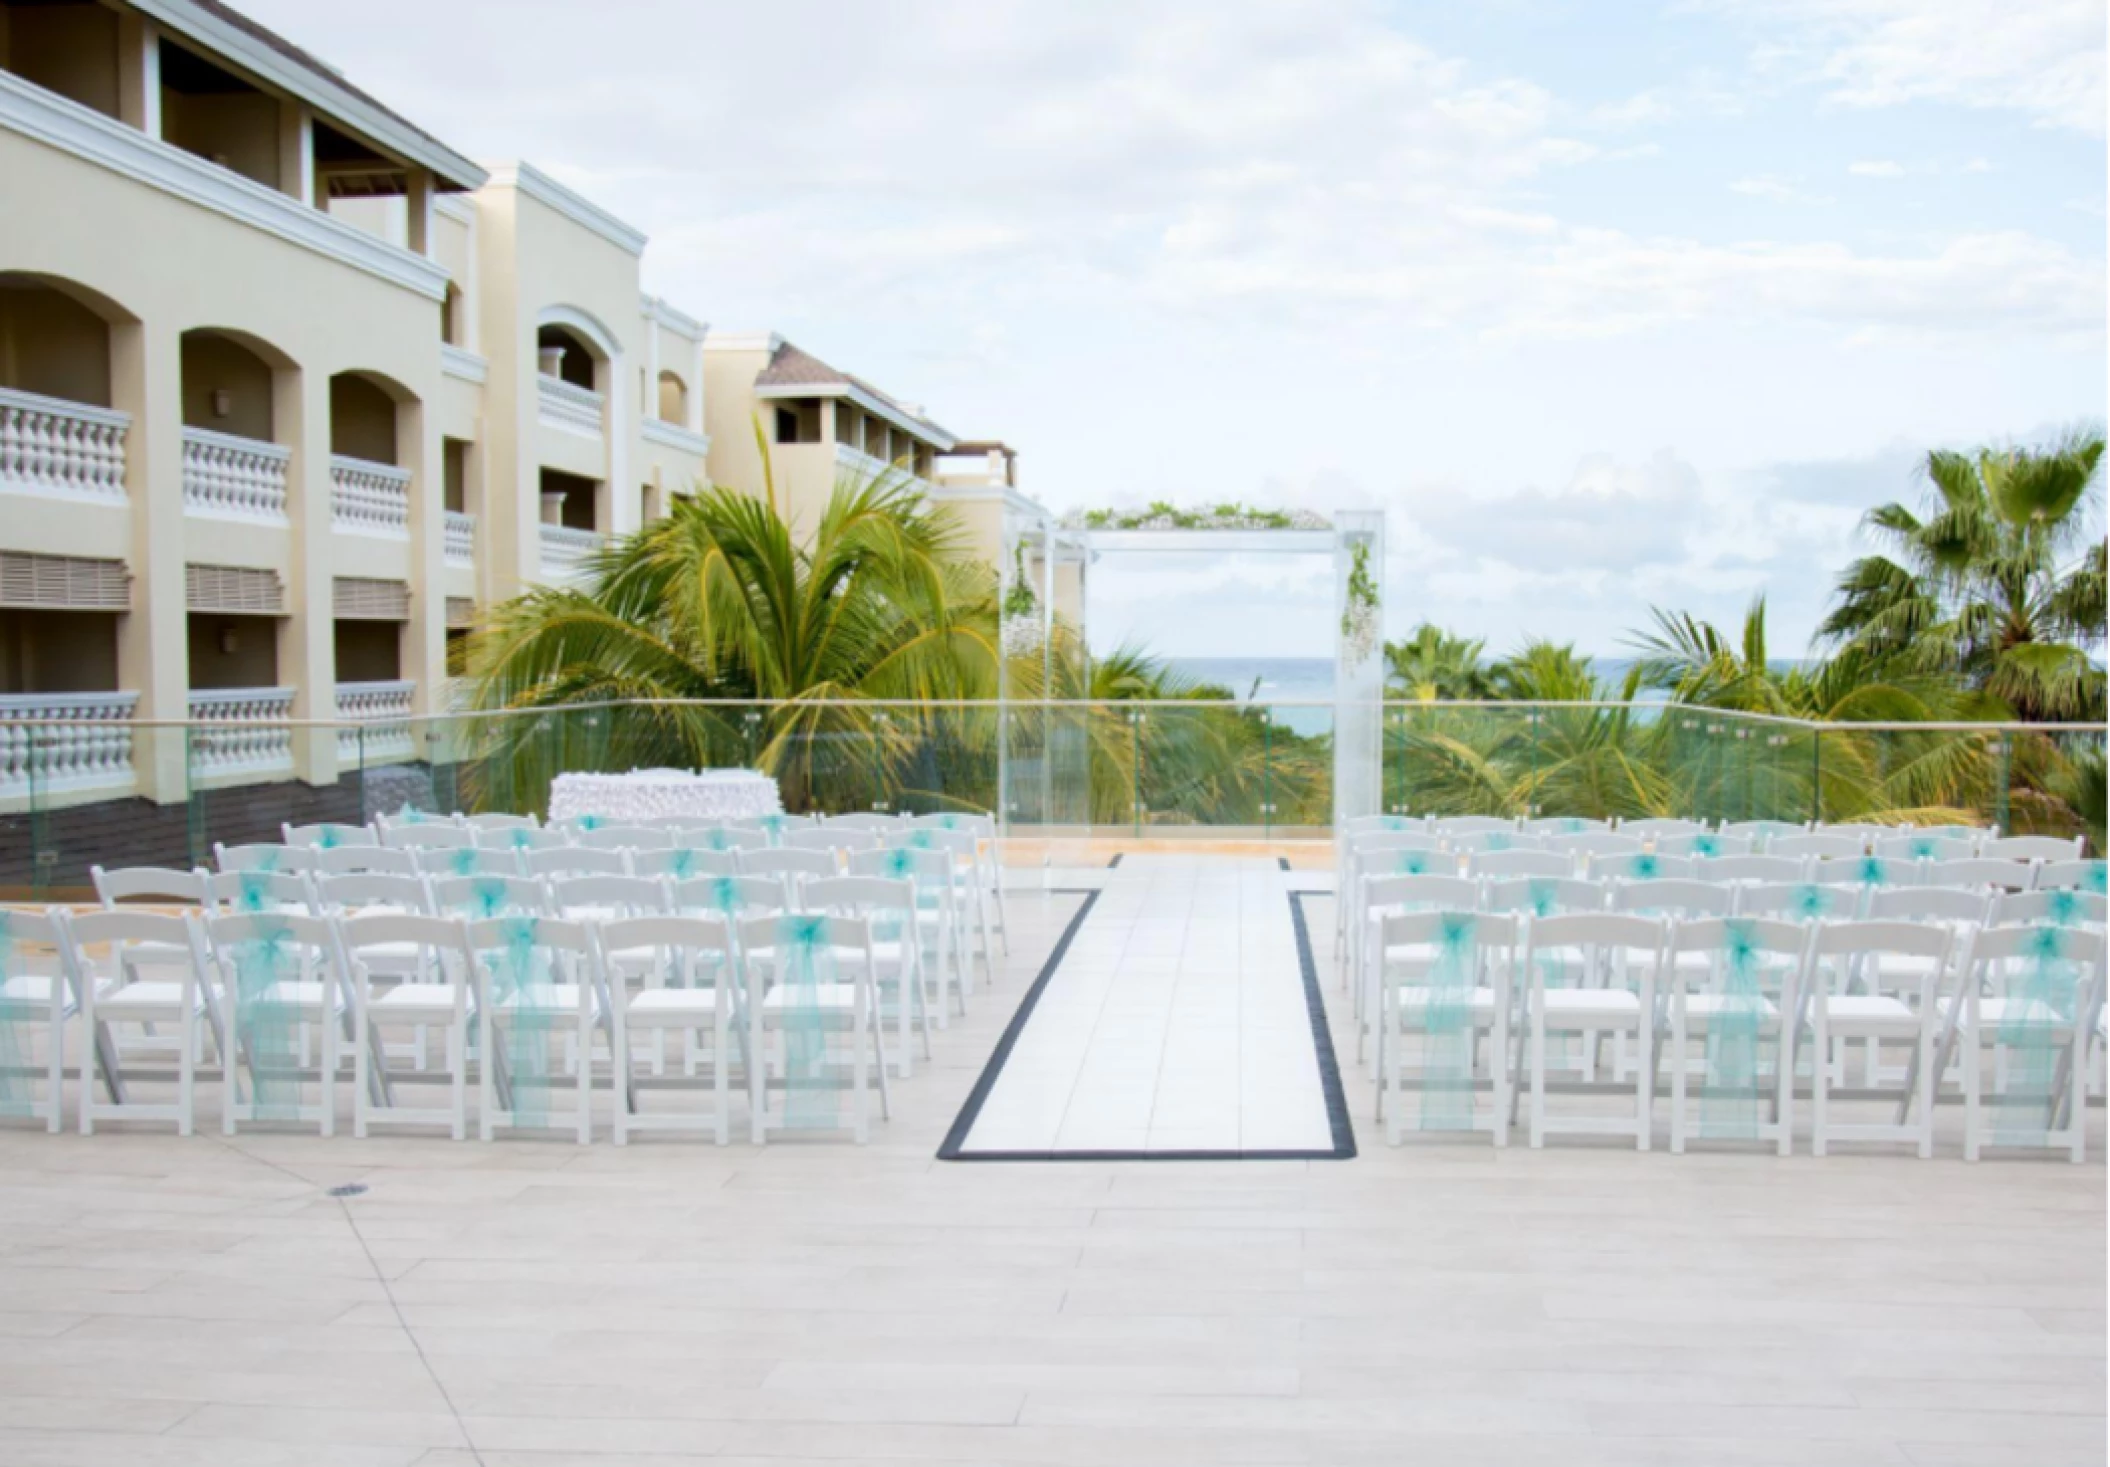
[1731,173,1825,200]
[1848,158,1906,176]
[1715,0,2106,135]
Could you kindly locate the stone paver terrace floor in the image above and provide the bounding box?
[0,852,2100,1466]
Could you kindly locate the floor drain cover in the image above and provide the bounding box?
[327,1184,368,1198]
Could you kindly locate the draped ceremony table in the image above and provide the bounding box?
[547,768,783,824]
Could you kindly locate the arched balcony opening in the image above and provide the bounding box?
[177,327,293,525]
[327,369,416,541]
[533,306,619,439]
[657,369,688,424]
[536,323,599,391]
[0,273,133,507]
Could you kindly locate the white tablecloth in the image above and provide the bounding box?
[548,768,783,825]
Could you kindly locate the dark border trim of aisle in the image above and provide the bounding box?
[1107,853,1124,868]
[937,884,1356,1162]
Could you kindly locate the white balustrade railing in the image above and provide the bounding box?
[0,386,130,504]
[187,686,296,779]
[0,692,139,800]
[538,376,604,436]
[335,680,416,765]
[835,440,929,491]
[444,509,476,566]
[181,427,290,523]
[539,523,603,578]
[331,455,411,536]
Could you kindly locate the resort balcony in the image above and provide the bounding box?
[329,455,411,538]
[334,679,416,765]
[181,428,290,524]
[0,691,138,804]
[537,376,605,437]
[185,686,296,780]
[443,509,477,567]
[835,440,931,491]
[0,387,129,505]
[538,522,604,580]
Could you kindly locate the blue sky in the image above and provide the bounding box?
[248,0,2106,662]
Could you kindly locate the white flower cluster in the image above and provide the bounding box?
[1340,599,1380,669]
[1056,507,1332,532]
[1001,617,1044,658]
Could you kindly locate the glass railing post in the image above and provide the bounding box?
[1993,734,2012,836]
[1129,708,1142,838]
[1261,707,1274,838]
[26,724,49,902]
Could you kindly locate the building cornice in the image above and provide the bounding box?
[927,483,1047,520]
[641,294,707,342]
[439,345,488,384]
[129,0,486,189]
[641,419,711,456]
[432,194,476,225]
[703,331,783,354]
[0,71,450,300]
[754,379,958,452]
[484,161,647,256]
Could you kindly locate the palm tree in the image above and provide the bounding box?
[458,475,998,813]
[1384,624,1493,701]
[1820,427,2106,723]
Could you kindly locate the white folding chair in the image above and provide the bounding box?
[337,912,477,1139]
[1875,832,1979,862]
[740,849,838,890]
[787,828,880,862]
[892,829,994,989]
[1357,873,1482,1063]
[1522,913,1663,1151]
[382,824,473,853]
[1950,924,2106,1163]
[631,848,740,879]
[204,870,315,918]
[738,913,890,1145]
[1373,909,1517,1147]
[70,909,215,1135]
[1483,876,1607,917]
[1548,832,1642,862]
[1808,854,1921,891]
[909,811,1007,957]
[90,866,212,1068]
[1450,830,1549,856]
[1983,835,2086,864]
[284,822,378,849]
[469,916,605,1144]
[1522,816,1616,837]
[473,824,570,855]
[825,813,907,833]
[1769,833,1869,862]
[463,813,540,833]
[1619,818,1708,840]
[1720,819,1808,848]
[205,912,345,1136]
[1661,916,1807,1156]
[1586,851,1697,883]
[1998,890,2108,929]
[1654,832,1755,859]
[851,846,964,1025]
[576,824,672,852]
[1469,849,1572,881]
[414,847,524,879]
[2036,860,2107,894]
[1430,816,1519,838]
[522,846,631,879]
[1922,856,2038,893]
[0,910,80,1133]
[1343,833,1451,978]
[1803,920,1954,1158]
[806,874,932,1078]
[313,845,419,877]
[377,808,462,831]
[214,843,317,875]
[1810,822,1895,842]
[1694,854,1807,886]
[1735,881,1863,923]
[596,915,742,1145]
[671,824,771,852]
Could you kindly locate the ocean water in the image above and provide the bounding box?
[1168,657,1334,735]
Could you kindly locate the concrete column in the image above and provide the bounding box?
[116,14,160,136]
[275,101,313,204]
[405,169,435,256]
[603,350,633,537]
[689,337,706,436]
[111,319,186,802]
[400,398,445,735]
[642,315,660,421]
[281,366,337,785]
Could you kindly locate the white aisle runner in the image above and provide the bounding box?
[948,854,1348,1158]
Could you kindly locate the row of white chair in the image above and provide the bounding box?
[4,877,970,1146]
[1364,908,2105,1161]
[1347,814,2035,853]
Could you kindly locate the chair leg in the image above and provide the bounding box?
[1529,1007,1546,1150]
[1670,1012,1687,1155]
[1962,1024,1981,1162]
[575,1010,592,1146]
[1915,1022,1935,1160]
[715,1010,730,1147]
[1811,1015,1828,1159]
[852,1010,869,1146]
[612,1009,629,1147]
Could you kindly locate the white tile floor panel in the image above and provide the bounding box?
[955,855,1343,1156]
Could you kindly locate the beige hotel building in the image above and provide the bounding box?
[0,0,1069,822]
